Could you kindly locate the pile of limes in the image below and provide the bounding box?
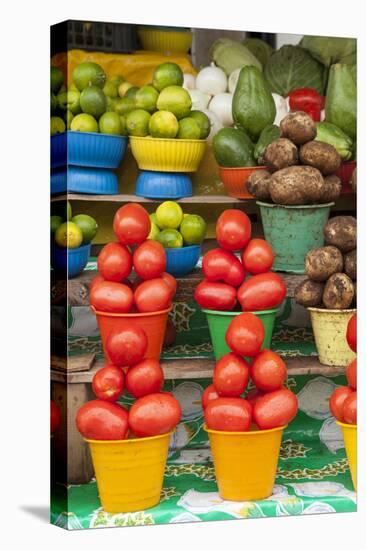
[148,201,207,248]
[51,201,98,248]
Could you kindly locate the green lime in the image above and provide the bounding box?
[180,214,207,245]
[114,97,135,116]
[119,115,128,136]
[152,62,183,91]
[72,62,106,91]
[103,80,118,98]
[149,111,179,138]
[177,117,201,139]
[110,75,125,87]
[157,86,192,119]
[118,81,134,97]
[70,113,98,133]
[69,82,79,92]
[67,201,72,220]
[158,229,184,248]
[126,109,151,137]
[51,93,58,114]
[150,213,160,227]
[99,112,122,135]
[50,116,66,135]
[65,110,74,129]
[55,221,83,248]
[156,201,183,229]
[51,215,63,234]
[134,85,159,113]
[71,214,98,244]
[51,66,64,93]
[189,110,211,139]
[125,86,140,100]
[106,96,117,112]
[80,86,107,119]
[57,89,81,114]
[148,222,161,241]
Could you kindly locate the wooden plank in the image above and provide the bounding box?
[51,355,345,384]
[51,353,95,373]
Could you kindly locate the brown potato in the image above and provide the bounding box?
[280,111,316,145]
[322,273,354,310]
[299,141,341,175]
[344,249,356,281]
[321,175,342,203]
[269,165,324,205]
[324,216,357,252]
[350,167,357,193]
[246,169,271,200]
[263,138,298,172]
[305,246,344,282]
[294,279,324,307]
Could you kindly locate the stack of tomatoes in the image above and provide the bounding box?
[194,210,286,312]
[76,325,182,440]
[203,312,298,431]
[329,313,357,425]
[90,203,176,314]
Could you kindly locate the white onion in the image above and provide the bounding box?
[182,73,196,90]
[187,89,211,111]
[208,93,233,126]
[228,68,241,93]
[272,93,289,125]
[201,109,223,141]
[320,109,326,121]
[196,63,227,96]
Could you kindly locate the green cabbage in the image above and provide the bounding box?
[264,45,325,96]
[300,35,356,67]
[242,38,273,68]
[210,38,262,76]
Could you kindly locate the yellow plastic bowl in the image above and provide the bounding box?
[138,28,193,54]
[129,136,207,172]
[204,424,286,501]
[308,308,356,366]
[337,422,357,490]
[86,431,172,513]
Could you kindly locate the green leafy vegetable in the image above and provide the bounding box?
[210,38,262,76]
[315,122,354,160]
[242,38,273,68]
[325,63,356,140]
[300,35,356,67]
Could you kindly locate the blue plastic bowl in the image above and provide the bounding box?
[68,166,119,194]
[135,170,192,199]
[165,245,201,277]
[51,132,67,169]
[51,243,91,279]
[68,131,128,168]
[51,168,67,195]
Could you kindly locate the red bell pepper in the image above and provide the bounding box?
[288,88,324,121]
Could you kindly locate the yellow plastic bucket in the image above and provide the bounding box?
[86,431,172,513]
[308,308,356,366]
[204,425,285,501]
[337,422,357,490]
[138,28,193,54]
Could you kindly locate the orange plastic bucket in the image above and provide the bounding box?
[218,165,265,199]
[91,306,172,362]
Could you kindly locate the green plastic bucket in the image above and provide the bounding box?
[203,308,279,360]
[257,202,334,274]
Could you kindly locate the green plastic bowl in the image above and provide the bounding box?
[203,308,279,360]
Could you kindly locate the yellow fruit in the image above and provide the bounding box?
[149,111,179,138]
[55,222,83,248]
[156,201,183,229]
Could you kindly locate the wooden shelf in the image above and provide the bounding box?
[52,193,243,204]
[51,355,345,384]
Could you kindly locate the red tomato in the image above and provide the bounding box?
[128,393,182,437]
[346,358,357,390]
[126,358,164,398]
[202,384,219,409]
[346,314,357,352]
[202,248,245,287]
[92,365,125,402]
[90,281,133,313]
[241,239,274,275]
[97,242,132,282]
[225,312,265,357]
[51,400,61,433]
[329,386,353,422]
[246,388,264,407]
[253,388,298,430]
[204,397,252,432]
[161,272,177,297]
[105,326,148,367]
[90,274,105,292]
[238,272,286,311]
[343,391,357,425]
[76,400,129,440]
[163,318,177,347]
[113,203,151,246]
[216,210,251,251]
[251,349,287,392]
[213,352,250,397]
[133,240,167,280]
[134,278,172,312]
[194,280,237,311]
